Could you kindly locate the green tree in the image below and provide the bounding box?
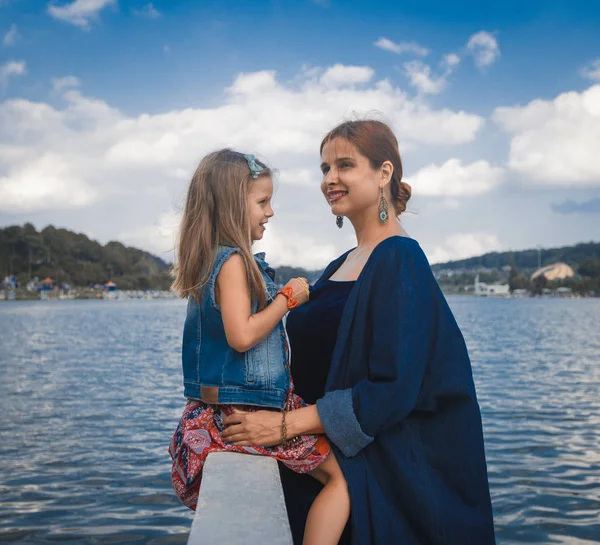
[531,274,548,295]
[0,224,172,289]
[579,258,600,278]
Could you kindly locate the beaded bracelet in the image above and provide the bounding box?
[296,278,310,299]
[277,286,299,309]
[280,410,300,447]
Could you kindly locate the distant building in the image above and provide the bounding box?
[556,287,573,296]
[474,274,510,296]
[512,289,529,298]
[531,262,575,281]
[3,275,17,289]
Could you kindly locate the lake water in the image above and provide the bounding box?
[0,297,599,544]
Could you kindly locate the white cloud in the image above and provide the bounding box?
[426,232,503,264]
[466,31,500,68]
[374,37,429,57]
[228,70,278,95]
[493,84,600,185]
[319,64,374,89]
[131,208,339,270]
[118,210,180,260]
[47,0,116,29]
[254,224,338,269]
[580,58,600,82]
[0,60,26,85]
[0,98,61,134]
[422,198,461,212]
[406,159,504,197]
[52,75,81,91]
[0,64,484,258]
[403,53,460,95]
[3,23,19,46]
[443,53,461,68]
[103,66,481,167]
[404,60,448,95]
[133,2,161,19]
[278,168,320,187]
[0,153,96,212]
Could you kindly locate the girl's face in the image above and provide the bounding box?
[248,176,274,242]
[320,137,384,221]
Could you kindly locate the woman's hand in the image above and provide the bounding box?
[284,277,310,306]
[221,409,283,447]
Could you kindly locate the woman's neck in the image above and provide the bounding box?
[351,216,408,251]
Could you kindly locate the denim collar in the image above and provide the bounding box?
[254,252,275,281]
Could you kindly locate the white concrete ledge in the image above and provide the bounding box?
[188,451,293,545]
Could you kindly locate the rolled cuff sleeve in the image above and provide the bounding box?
[316,389,374,457]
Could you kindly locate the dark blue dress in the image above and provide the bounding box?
[287,236,496,545]
[280,279,355,544]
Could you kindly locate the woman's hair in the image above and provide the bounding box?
[172,149,271,308]
[320,120,411,215]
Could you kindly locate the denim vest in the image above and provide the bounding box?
[181,246,290,409]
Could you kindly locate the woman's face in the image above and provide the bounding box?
[320,137,384,221]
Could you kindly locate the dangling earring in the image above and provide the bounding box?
[378,187,389,224]
[336,216,344,229]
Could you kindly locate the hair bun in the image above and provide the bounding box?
[400,181,412,202]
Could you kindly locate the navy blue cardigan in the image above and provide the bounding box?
[316,236,495,545]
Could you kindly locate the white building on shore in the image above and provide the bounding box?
[474,274,510,297]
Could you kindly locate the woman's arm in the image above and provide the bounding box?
[315,242,435,457]
[218,253,307,352]
[221,404,324,447]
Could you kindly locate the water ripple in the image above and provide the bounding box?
[1,297,599,544]
[1,300,192,544]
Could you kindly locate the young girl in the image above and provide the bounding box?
[169,149,350,545]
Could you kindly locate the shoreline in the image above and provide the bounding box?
[0,288,179,303]
[1,292,597,303]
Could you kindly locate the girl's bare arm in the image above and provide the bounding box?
[217,253,307,352]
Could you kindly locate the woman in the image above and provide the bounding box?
[222,120,496,545]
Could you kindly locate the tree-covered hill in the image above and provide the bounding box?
[431,241,600,295]
[2,224,598,294]
[430,241,600,272]
[0,224,172,290]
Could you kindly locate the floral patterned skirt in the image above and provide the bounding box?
[168,390,330,510]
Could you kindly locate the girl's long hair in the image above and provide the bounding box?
[172,149,271,309]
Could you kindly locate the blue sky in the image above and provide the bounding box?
[1,0,599,267]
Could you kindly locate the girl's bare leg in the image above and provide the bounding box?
[304,451,350,545]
